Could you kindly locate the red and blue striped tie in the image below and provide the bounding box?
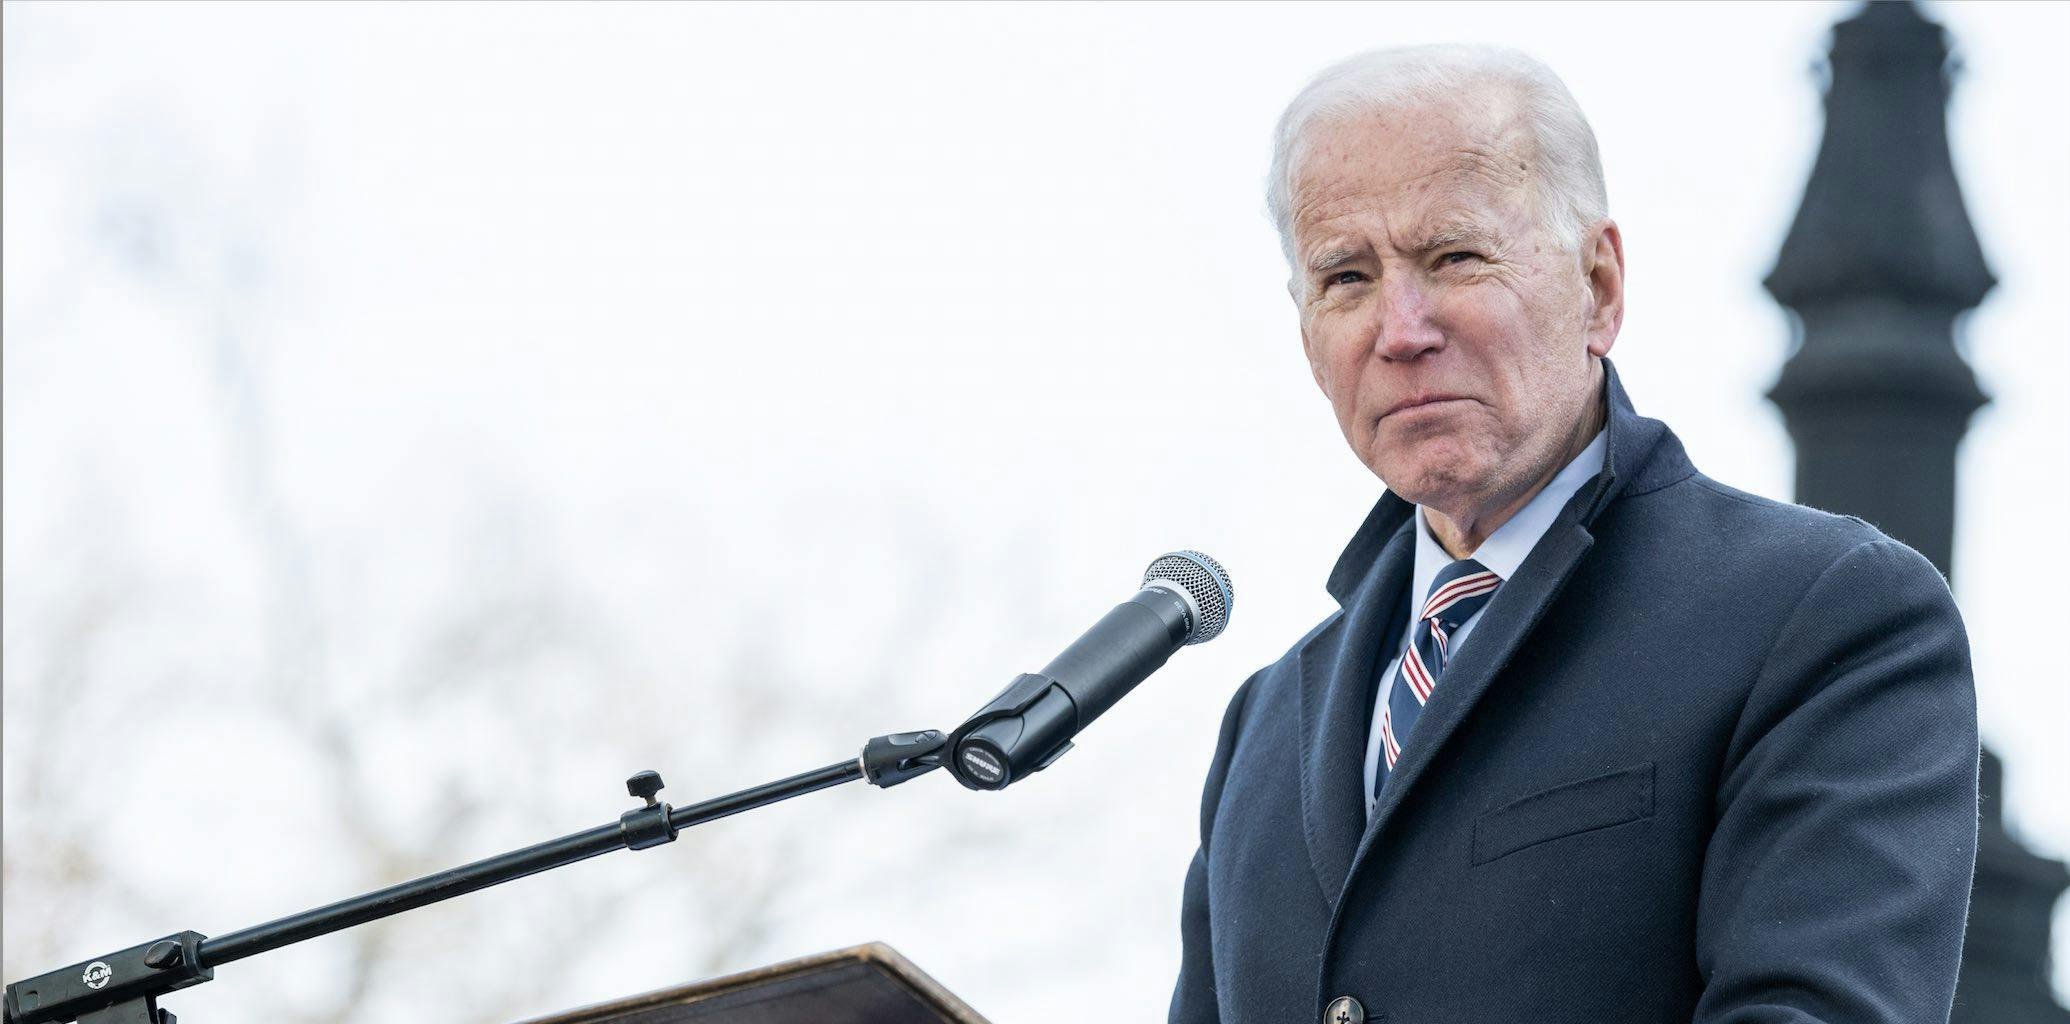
[1375,558,1503,800]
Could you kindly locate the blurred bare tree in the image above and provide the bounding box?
[0,29,1009,1022]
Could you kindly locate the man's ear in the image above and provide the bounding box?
[1582,219,1625,358]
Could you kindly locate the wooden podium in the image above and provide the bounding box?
[513,944,992,1024]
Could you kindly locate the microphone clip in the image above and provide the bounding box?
[942,673,1079,791]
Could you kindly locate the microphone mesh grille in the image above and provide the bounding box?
[1142,550,1234,645]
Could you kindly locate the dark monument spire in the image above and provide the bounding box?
[1766,0,1990,579]
[1766,3,2066,1020]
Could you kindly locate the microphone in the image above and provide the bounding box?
[943,551,1234,791]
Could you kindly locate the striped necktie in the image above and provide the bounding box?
[1375,558,1502,801]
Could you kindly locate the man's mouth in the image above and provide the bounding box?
[1381,393,1474,418]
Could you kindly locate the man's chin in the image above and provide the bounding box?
[1369,459,1484,511]
[1367,436,1488,500]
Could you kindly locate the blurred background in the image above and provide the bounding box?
[4,2,2065,1021]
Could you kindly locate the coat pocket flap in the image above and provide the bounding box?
[1472,761,1656,866]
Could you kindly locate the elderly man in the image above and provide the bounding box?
[1169,46,1978,1024]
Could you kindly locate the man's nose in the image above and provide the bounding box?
[1371,273,1444,361]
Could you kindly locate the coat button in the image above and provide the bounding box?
[1324,995,1364,1024]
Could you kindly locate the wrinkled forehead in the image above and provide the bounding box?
[1289,97,1536,244]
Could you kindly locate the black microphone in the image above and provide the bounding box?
[943,551,1234,791]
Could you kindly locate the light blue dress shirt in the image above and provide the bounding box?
[1362,430,1608,815]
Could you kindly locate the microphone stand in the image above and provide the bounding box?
[2,729,950,1024]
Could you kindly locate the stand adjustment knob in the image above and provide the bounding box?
[143,940,184,970]
[626,771,664,806]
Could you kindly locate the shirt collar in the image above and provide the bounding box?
[1412,429,1609,599]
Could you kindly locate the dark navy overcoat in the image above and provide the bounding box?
[1170,363,1979,1023]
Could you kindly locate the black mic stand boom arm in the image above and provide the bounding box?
[1,729,949,1024]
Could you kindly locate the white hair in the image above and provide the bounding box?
[1266,45,1608,272]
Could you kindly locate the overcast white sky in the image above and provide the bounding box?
[6,2,2067,1019]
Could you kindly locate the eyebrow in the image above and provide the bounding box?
[1306,247,1365,275]
[1305,226,1496,276]
[1409,227,1489,256]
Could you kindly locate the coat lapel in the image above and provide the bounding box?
[1353,519,1596,850]
[1296,496,1414,913]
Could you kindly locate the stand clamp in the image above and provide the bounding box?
[618,771,678,850]
[4,931,209,1024]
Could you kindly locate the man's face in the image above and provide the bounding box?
[1289,97,1618,521]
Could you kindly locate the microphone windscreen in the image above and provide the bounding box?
[1142,551,1235,645]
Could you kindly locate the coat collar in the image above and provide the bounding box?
[1294,359,1693,913]
[1322,359,1688,606]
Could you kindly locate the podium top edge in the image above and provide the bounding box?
[509,942,992,1024]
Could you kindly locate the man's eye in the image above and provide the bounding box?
[1327,270,1369,287]
[1440,251,1482,266]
